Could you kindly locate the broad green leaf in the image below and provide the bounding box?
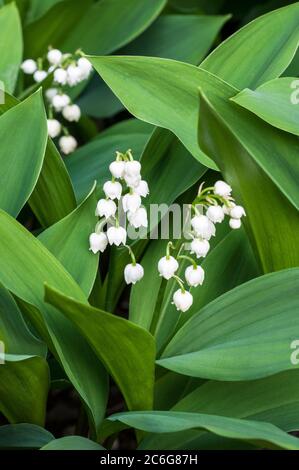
[0,210,108,436]
[109,410,299,450]
[25,0,62,23]
[121,14,230,65]
[41,436,105,450]
[158,269,299,380]
[0,355,49,425]
[65,119,153,203]
[0,3,22,93]
[201,3,299,89]
[0,89,47,217]
[231,77,299,136]
[45,285,156,411]
[38,185,98,296]
[0,424,54,449]
[24,0,166,57]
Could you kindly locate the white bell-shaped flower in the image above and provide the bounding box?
[21,59,37,74]
[229,218,242,230]
[47,49,62,65]
[206,205,225,224]
[109,161,126,179]
[52,93,71,112]
[127,207,148,228]
[158,256,179,280]
[47,119,61,138]
[214,180,232,198]
[191,215,215,240]
[122,193,141,213]
[124,173,141,189]
[185,265,205,287]
[59,135,78,155]
[125,160,141,177]
[230,205,246,219]
[67,65,82,86]
[107,226,127,246]
[103,181,122,200]
[62,104,81,122]
[135,180,149,197]
[172,289,193,312]
[54,67,68,85]
[33,70,47,83]
[45,88,58,102]
[190,238,210,258]
[78,57,93,79]
[222,202,235,215]
[89,232,108,254]
[124,263,144,285]
[95,199,117,219]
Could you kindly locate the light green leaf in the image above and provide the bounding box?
[0,89,47,217]
[231,77,299,136]
[38,185,98,296]
[45,284,156,411]
[201,3,299,88]
[0,3,22,93]
[158,269,299,380]
[109,410,299,450]
[41,436,105,450]
[0,424,54,449]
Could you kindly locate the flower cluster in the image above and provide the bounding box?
[20,47,93,155]
[158,180,246,312]
[89,150,150,285]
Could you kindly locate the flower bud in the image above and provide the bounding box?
[158,256,179,280]
[122,193,141,213]
[172,289,193,312]
[230,205,246,219]
[89,232,108,254]
[124,173,141,189]
[190,238,210,258]
[135,180,149,197]
[52,93,71,111]
[206,205,225,223]
[47,119,61,138]
[185,265,205,287]
[33,70,47,83]
[222,202,235,215]
[229,218,242,230]
[107,226,127,246]
[59,135,78,155]
[95,199,117,219]
[103,181,122,200]
[78,57,93,79]
[127,207,148,228]
[125,160,141,177]
[214,180,232,197]
[54,68,68,85]
[67,65,82,86]
[45,88,58,102]
[47,49,62,65]
[124,263,144,285]
[21,59,37,74]
[109,161,125,179]
[62,104,81,122]
[191,215,215,240]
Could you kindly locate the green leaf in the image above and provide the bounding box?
[38,185,98,296]
[25,0,166,57]
[45,284,156,411]
[0,3,22,93]
[158,268,299,380]
[109,410,299,450]
[0,424,54,449]
[0,210,108,436]
[201,3,299,89]
[0,89,47,217]
[41,436,105,450]
[231,77,299,136]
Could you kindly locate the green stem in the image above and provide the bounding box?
[178,255,197,269]
[125,245,136,265]
[173,275,185,293]
[166,241,175,259]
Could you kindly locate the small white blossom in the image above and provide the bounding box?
[222,202,235,215]
[89,232,108,254]
[67,65,82,86]
[172,289,193,312]
[33,70,47,83]
[191,215,215,240]
[107,226,127,246]
[21,59,37,74]
[54,67,68,85]
[47,49,62,65]
[158,256,179,280]
[185,265,205,287]
[125,160,141,177]
[47,119,61,138]
[127,207,148,228]
[109,161,126,179]
[52,93,71,112]
[206,205,225,224]
[124,263,144,285]
[230,205,246,219]
[59,135,77,155]
[78,57,93,79]
[229,218,242,229]
[45,88,58,102]
[62,104,81,122]
[95,199,117,219]
[124,173,141,189]
[122,193,141,213]
[135,180,149,197]
[214,180,232,198]
[103,181,122,200]
[190,238,210,258]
